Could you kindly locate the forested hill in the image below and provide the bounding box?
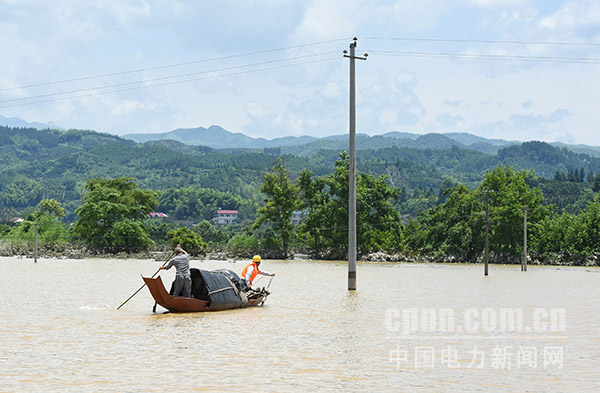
[2,125,600,221]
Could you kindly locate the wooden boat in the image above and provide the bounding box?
[143,268,269,313]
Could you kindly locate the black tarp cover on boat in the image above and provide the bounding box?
[199,269,245,310]
[215,269,246,292]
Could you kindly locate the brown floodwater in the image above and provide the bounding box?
[0,257,598,392]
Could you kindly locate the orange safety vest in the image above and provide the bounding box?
[241,262,259,284]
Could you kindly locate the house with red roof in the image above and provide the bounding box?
[214,209,238,224]
[147,212,169,218]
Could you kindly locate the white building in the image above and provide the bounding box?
[214,209,238,224]
[291,210,304,225]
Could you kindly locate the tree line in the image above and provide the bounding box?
[2,149,600,265]
[254,154,600,265]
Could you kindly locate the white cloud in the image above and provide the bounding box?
[245,102,267,118]
[478,108,573,142]
[521,99,533,109]
[110,99,145,116]
[466,0,529,8]
[291,0,449,42]
[291,0,357,41]
[2,1,600,146]
[360,71,425,132]
[431,113,469,131]
[538,0,600,31]
[444,99,463,107]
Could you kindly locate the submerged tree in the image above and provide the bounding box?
[481,166,549,259]
[531,197,600,263]
[406,166,549,262]
[405,184,484,260]
[253,158,299,258]
[298,152,402,259]
[73,177,158,252]
[5,198,69,244]
[167,227,208,256]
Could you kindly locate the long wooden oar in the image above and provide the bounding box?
[116,252,174,310]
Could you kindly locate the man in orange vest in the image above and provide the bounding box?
[241,255,275,289]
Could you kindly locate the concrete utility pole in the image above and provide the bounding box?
[522,207,528,271]
[484,197,489,276]
[34,222,38,263]
[343,37,367,291]
[481,190,494,276]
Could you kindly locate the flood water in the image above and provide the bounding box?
[0,256,598,392]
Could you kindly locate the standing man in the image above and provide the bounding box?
[160,244,191,297]
[241,255,275,289]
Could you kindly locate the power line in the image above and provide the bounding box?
[0,37,352,92]
[362,36,600,47]
[367,50,600,65]
[0,51,339,105]
[0,56,340,109]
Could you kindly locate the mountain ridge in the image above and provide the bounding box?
[123,125,600,157]
[5,113,599,157]
[0,114,55,130]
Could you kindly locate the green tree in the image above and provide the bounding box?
[143,219,177,245]
[193,220,228,248]
[254,158,299,258]
[226,233,259,258]
[297,169,328,258]
[298,152,402,259]
[5,199,69,244]
[480,166,548,259]
[559,197,600,259]
[530,211,576,256]
[73,177,158,252]
[109,219,154,252]
[530,198,600,264]
[167,227,208,256]
[594,174,600,192]
[0,177,42,207]
[405,184,484,260]
[406,166,549,263]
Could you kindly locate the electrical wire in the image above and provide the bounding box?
[0,37,352,93]
[0,55,340,109]
[3,36,598,110]
[0,51,339,105]
[366,50,600,64]
[361,36,600,47]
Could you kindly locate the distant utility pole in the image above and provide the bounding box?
[344,37,367,291]
[522,206,528,271]
[484,197,489,276]
[34,222,38,263]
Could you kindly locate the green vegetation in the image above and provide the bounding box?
[166,227,208,256]
[2,125,600,265]
[296,152,402,259]
[405,167,549,262]
[72,177,158,252]
[253,158,299,258]
[4,198,69,245]
[226,233,259,258]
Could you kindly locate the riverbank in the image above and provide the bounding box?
[0,241,230,261]
[362,251,600,267]
[2,241,598,266]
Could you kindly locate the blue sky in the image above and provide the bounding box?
[1,0,599,145]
